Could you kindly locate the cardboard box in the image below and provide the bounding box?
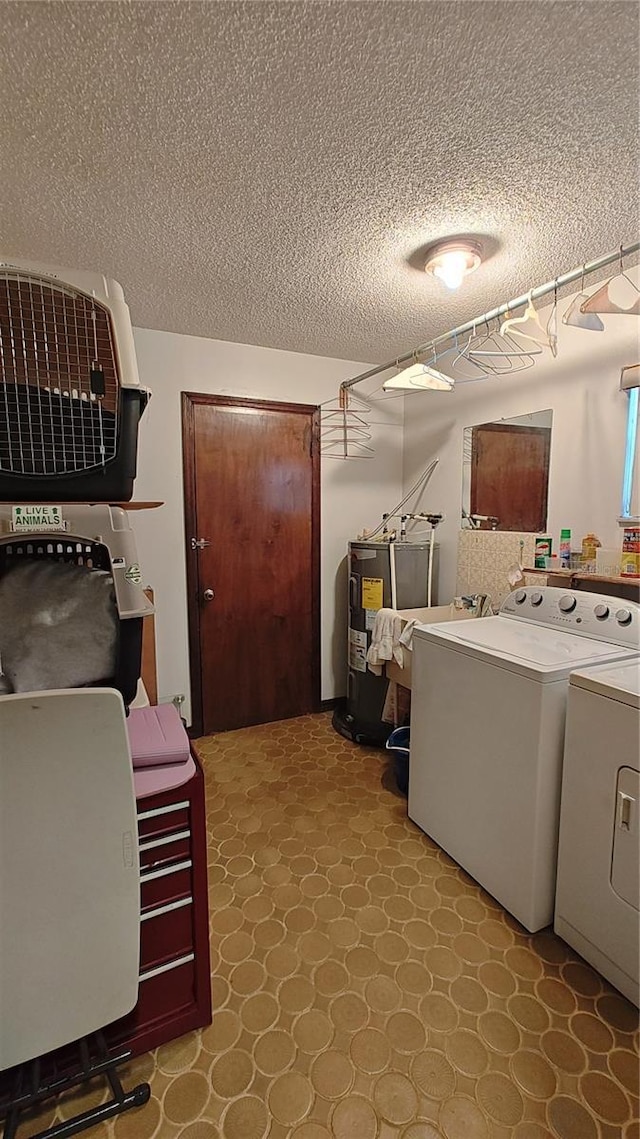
[385,605,474,689]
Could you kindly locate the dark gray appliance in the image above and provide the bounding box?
[334,539,438,745]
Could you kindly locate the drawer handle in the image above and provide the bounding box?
[139,951,194,983]
[141,896,193,923]
[138,800,189,822]
[140,858,192,883]
[139,829,191,853]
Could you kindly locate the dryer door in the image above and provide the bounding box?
[612,766,640,910]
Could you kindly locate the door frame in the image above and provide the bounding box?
[181,391,321,737]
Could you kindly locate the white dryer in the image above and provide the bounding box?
[409,587,640,933]
[555,659,640,1005]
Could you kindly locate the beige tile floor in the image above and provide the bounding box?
[20,713,640,1139]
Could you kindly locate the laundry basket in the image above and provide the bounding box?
[386,725,410,796]
[0,260,149,501]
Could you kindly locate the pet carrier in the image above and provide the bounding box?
[0,503,153,707]
[0,259,149,502]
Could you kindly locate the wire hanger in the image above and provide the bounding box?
[580,245,640,316]
[321,404,370,427]
[495,312,543,366]
[456,322,500,373]
[443,329,493,383]
[321,416,374,458]
[546,282,559,358]
[382,349,423,389]
[461,315,539,374]
[380,346,456,391]
[411,343,456,389]
[562,264,605,330]
[320,386,374,458]
[500,291,551,349]
[321,438,375,459]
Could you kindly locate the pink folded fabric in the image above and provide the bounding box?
[126,703,190,769]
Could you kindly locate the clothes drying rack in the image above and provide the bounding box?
[0,1032,150,1139]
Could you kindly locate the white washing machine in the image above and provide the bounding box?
[555,659,640,1005]
[409,587,640,933]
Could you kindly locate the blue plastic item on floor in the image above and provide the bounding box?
[385,725,410,796]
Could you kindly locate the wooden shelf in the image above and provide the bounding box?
[0,501,164,509]
[115,502,164,510]
[524,568,639,603]
[524,568,638,587]
[575,572,640,587]
[524,567,573,578]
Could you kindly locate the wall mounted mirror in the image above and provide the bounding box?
[462,410,553,532]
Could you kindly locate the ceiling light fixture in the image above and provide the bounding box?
[383,360,454,392]
[425,239,483,291]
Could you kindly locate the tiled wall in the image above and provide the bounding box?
[456,530,539,610]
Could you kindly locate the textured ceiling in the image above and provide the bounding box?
[1,1,638,363]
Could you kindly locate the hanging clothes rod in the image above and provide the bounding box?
[341,239,640,393]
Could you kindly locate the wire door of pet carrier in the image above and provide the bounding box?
[0,504,153,707]
[0,263,149,501]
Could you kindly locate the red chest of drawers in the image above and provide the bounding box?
[106,750,212,1057]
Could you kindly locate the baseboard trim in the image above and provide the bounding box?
[318,697,342,712]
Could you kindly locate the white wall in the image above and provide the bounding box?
[126,277,638,718]
[403,288,640,602]
[130,328,403,722]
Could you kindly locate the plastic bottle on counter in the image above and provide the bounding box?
[535,537,553,568]
[559,528,572,569]
[580,532,601,570]
[621,527,640,577]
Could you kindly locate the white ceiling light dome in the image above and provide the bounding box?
[425,239,483,290]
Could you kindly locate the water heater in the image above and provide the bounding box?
[336,538,438,745]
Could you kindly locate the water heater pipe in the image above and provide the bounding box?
[389,541,397,611]
[427,527,435,608]
[367,459,439,539]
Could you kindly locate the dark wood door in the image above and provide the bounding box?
[471,423,551,532]
[183,394,320,735]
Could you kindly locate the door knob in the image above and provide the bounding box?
[203,588,215,602]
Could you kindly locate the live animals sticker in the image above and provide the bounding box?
[125,563,142,584]
[11,505,65,531]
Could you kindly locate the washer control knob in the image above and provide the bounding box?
[530,592,544,606]
[594,603,610,620]
[559,595,577,613]
[514,590,527,604]
[616,608,633,626]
